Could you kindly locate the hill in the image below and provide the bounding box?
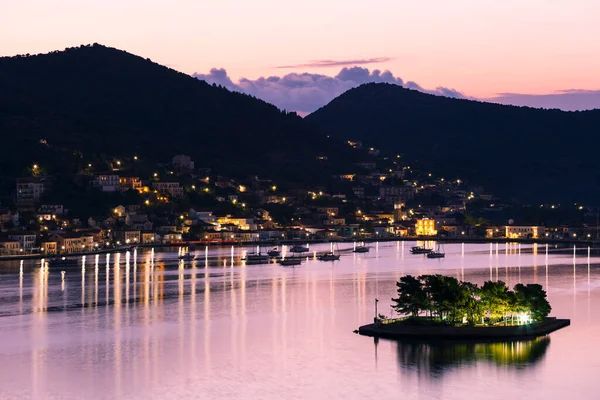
[306,83,600,203]
[0,44,362,190]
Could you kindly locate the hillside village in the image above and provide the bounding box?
[0,142,595,256]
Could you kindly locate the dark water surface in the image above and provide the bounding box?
[1,242,598,399]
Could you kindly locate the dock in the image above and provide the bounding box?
[358,317,570,341]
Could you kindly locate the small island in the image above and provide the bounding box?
[359,275,570,340]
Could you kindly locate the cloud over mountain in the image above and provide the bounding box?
[486,89,600,111]
[193,67,463,114]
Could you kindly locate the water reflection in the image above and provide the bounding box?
[1,243,599,399]
[394,336,550,377]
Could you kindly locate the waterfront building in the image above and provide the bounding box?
[8,232,37,251]
[505,226,545,239]
[0,240,20,255]
[160,231,183,243]
[113,230,141,244]
[51,232,95,253]
[141,232,156,244]
[40,241,58,254]
[415,218,438,236]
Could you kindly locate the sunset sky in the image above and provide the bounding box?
[2,0,599,112]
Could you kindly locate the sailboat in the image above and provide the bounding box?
[242,246,270,265]
[353,242,369,253]
[318,243,341,261]
[426,243,445,258]
[267,247,281,257]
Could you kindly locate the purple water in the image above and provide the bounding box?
[0,242,598,399]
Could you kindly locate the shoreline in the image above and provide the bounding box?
[0,236,596,262]
[358,317,570,341]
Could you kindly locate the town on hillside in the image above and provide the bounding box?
[0,146,596,256]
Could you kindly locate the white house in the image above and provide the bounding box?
[93,175,120,192]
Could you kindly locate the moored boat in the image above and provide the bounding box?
[353,246,369,253]
[318,252,341,261]
[267,247,281,257]
[289,244,309,253]
[243,253,270,265]
[426,243,445,259]
[426,251,445,259]
[47,257,78,267]
[410,246,432,254]
[278,257,303,266]
[179,253,195,261]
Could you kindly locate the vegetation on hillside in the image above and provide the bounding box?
[307,83,600,203]
[0,44,365,188]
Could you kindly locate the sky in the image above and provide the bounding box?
[2,0,600,113]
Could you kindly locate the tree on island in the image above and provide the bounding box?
[392,275,428,317]
[391,275,551,326]
[513,283,552,322]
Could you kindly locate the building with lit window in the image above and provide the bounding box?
[16,178,52,205]
[152,182,184,197]
[119,176,142,191]
[93,174,120,192]
[51,232,95,253]
[505,226,544,239]
[415,218,437,236]
[394,202,406,221]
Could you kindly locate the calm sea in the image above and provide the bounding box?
[0,242,598,399]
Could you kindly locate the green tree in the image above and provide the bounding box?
[480,281,511,325]
[459,282,484,326]
[438,276,464,323]
[514,283,551,322]
[392,275,428,318]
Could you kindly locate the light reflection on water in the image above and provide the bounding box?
[389,336,550,378]
[0,242,599,399]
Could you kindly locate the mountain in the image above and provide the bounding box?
[306,83,600,203]
[0,44,361,189]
